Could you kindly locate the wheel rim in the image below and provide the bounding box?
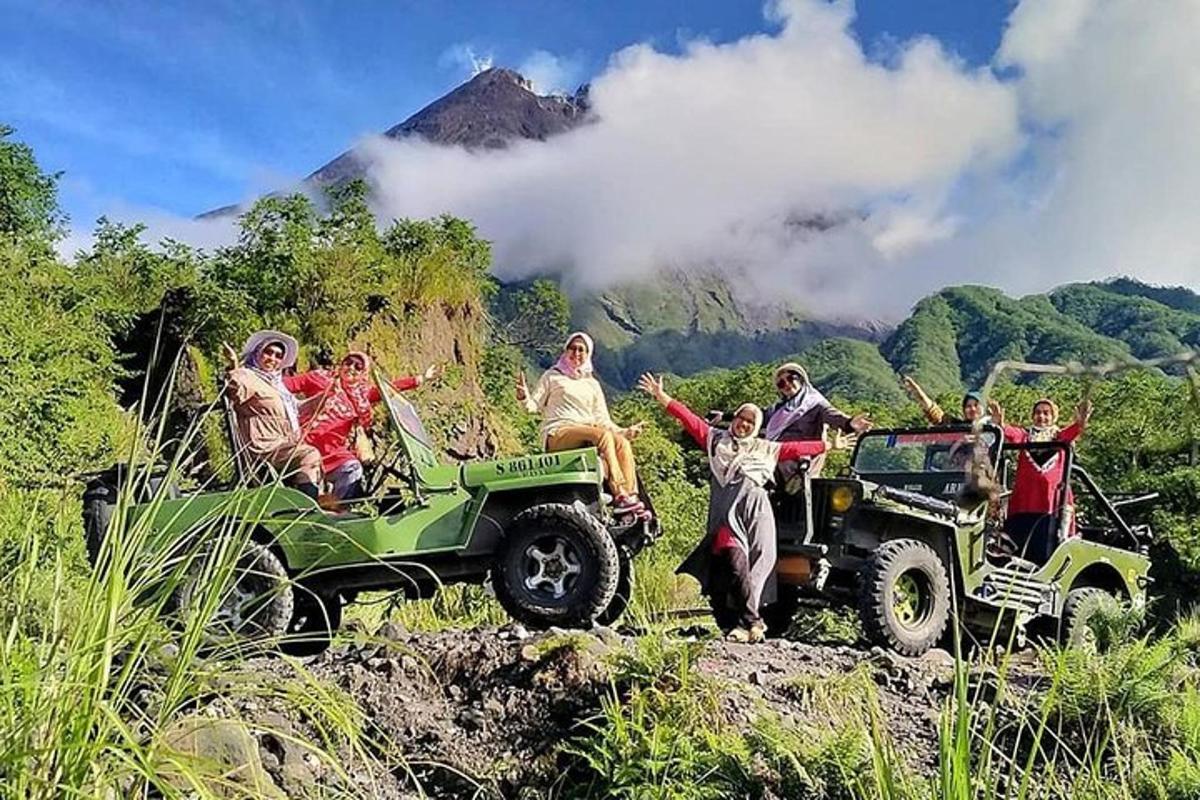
[892,570,932,630]
[523,535,583,600]
[212,567,275,634]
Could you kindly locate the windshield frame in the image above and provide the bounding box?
[850,423,1003,476]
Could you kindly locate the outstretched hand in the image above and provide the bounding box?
[623,421,647,441]
[637,373,671,407]
[1075,398,1094,428]
[830,429,857,451]
[515,371,529,402]
[849,413,872,435]
[422,364,444,384]
[987,399,1004,426]
[221,342,238,372]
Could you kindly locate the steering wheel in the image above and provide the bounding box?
[363,435,410,496]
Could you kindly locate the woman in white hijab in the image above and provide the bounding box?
[223,330,324,501]
[518,331,647,517]
[639,372,826,642]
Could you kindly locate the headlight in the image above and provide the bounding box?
[830,485,856,513]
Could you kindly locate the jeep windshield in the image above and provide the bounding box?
[374,372,434,448]
[853,426,1000,474]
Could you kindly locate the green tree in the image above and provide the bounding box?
[491,279,570,357]
[0,125,65,251]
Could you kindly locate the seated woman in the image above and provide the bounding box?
[639,372,827,643]
[223,331,324,501]
[995,397,1092,563]
[517,332,647,518]
[285,350,439,499]
[763,362,870,478]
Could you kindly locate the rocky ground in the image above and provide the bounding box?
[176,622,1042,799]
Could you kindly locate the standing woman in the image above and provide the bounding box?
[765,362,870,477]
[223,331,324,500]
[639,373,827,642]
[517,332,647,517]
[285,351,440,499]
[996,397,1093,562]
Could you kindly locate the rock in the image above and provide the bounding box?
[377,621,408,642]
[483,697,505,718]
[457,707,487,731]
[749,670,768,687]
[158,716,285,798]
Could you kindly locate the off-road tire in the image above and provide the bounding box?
[281,589,342,656]
[859,538,951,657]
[82,482,117,566]
[493,503,619,629]
[171,542,294,642]
[596,551,634,627]
[1060,587,1117,651]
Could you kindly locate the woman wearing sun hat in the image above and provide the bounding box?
[223,330,324,500]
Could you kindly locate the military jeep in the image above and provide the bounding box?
[767,423,1152,656]
[82,371,659,651]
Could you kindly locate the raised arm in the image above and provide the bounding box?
[284,370,333,397]
[637,373,709,447]
[901,375,944,424]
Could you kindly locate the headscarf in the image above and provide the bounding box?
[553,331,595,379]
[764,362,828,441]
[708,403,780,488]
[337,350,375,427]
[241,330,301,432]
[1027,398,1061,442]
[962,391,983,411]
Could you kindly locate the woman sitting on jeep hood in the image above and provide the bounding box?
[223,331,324,501]
[517,332,647,519]
[763,362,870,477]
[640,372,826,643]
[997,397,1093,563]
[284,351,440,500]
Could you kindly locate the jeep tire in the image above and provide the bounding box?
[859,538,951,657]
[282,589,342,656]
[493,503,620,629]
[596,550,634,627]
[171,542,294,641]
[1060,587,1116,651]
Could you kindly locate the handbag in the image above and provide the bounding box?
[352,425,375,465]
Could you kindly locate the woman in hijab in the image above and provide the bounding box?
[994,397,1093,562]
[763,362,871,477]
[223,331,324,501]
[285,351,440,499]
[639,372,827,642]
[901,376,1000,426]
[517,332,647,517]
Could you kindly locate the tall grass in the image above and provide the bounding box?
[0,380,398,797]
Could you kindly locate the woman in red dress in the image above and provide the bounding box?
[998,397,1093,563]
[285,351,439,499]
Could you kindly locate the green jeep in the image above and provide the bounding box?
[82,372,659,650]
[767,423,1153,655]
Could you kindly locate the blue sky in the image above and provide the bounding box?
[0,0,1013,225]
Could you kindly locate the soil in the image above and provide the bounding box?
[205,622,1043,799]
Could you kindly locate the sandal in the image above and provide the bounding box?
[725,627,752,643]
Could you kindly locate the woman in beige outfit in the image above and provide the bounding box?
[517,332,647,518]
[224,330,324,501]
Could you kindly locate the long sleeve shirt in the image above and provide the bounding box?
[283,370,420,472]
[523,369,620,441]
[667,400,826,461]
[1003,422,1082,518]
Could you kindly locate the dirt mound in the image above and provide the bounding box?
[223,625,1022,798]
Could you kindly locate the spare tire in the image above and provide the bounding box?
[493,503,619,629]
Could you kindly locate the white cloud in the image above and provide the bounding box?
[438,43,494,78]
[517,49,583,94]
[360,0,1021,317]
